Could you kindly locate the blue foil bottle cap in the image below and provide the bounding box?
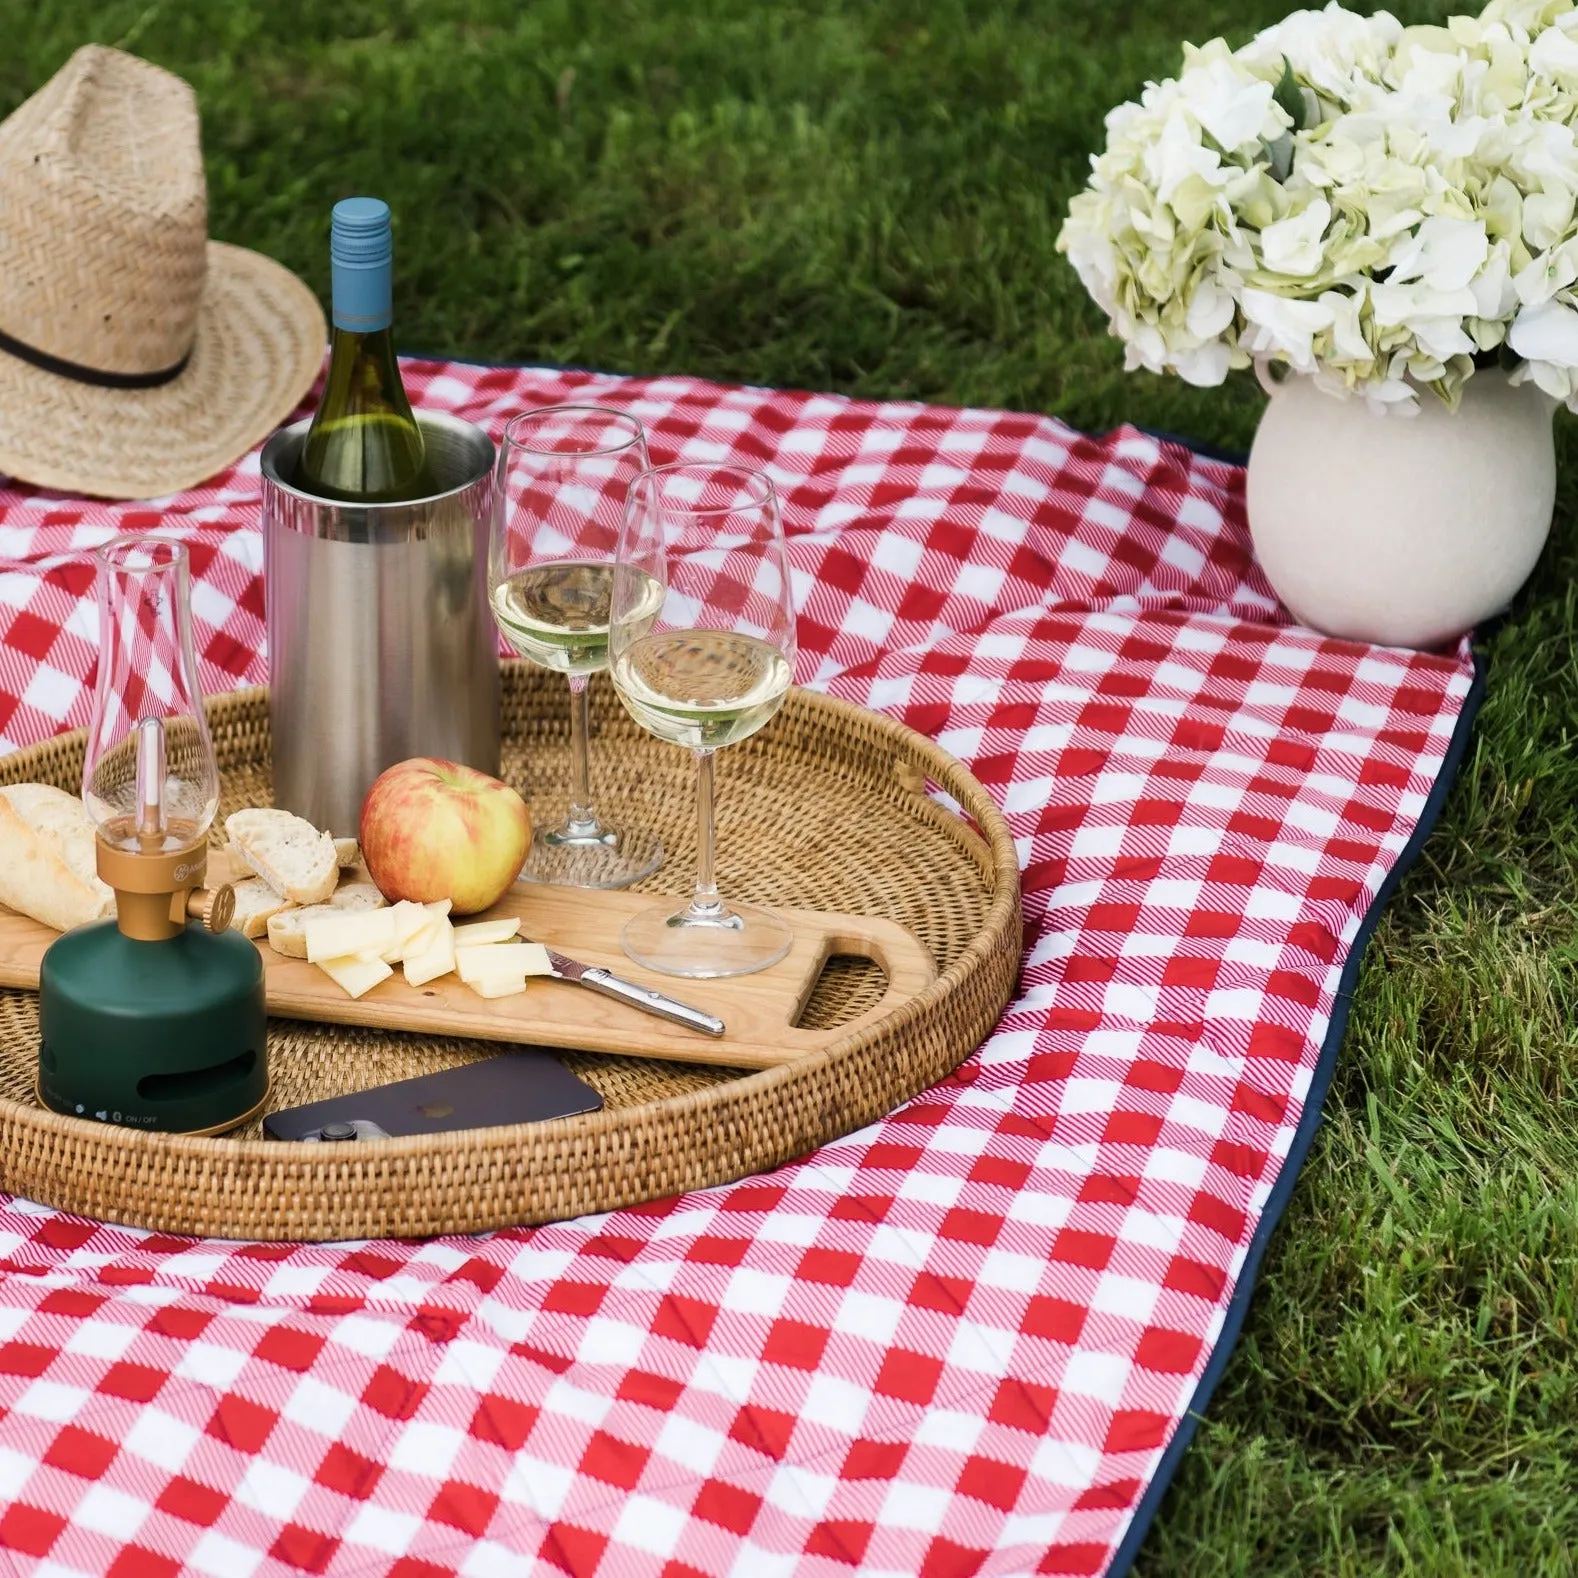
[330,197,393,333]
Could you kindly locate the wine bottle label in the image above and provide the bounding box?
[330,196,394,334]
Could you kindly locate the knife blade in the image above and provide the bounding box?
[544,948,726,1038]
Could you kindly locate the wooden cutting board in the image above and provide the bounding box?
[0,853,937,1070]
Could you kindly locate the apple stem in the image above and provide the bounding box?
[565,673,598,839]
[688,747,723,918]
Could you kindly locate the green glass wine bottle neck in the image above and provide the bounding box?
[297,329,429,502]
[323,324,417,423]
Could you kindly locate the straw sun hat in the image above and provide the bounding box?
[0,45,326,500]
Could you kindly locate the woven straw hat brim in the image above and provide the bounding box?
[0,241,326,501]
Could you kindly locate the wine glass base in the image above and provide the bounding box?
[620,899,792,979]
[518,823,663,890]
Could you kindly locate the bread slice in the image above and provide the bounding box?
[0,784,115,933]
[328,881,387,912]
[266,882,387,959]
[226,809,338,906]
[3,785,108,895]
[228,834,359,883]
[231,877,292,941]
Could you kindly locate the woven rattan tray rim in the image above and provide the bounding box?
[0,682,1021,1239]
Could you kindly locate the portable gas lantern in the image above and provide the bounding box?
[37,536,268,1134]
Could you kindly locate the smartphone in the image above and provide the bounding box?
[263,1049,603,1142]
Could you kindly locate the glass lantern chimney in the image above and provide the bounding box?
[81,536,219,853]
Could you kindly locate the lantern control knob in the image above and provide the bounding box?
[186,884,235,934]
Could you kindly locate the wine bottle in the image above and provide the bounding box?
[296,197,428,502]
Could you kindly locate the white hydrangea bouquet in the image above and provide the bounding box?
[1057,0,1578,412]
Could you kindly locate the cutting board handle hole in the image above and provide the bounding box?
[796,954,888,1032]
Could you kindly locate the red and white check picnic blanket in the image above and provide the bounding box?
[0,362,1477,1577]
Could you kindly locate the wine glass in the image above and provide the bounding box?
[490,406,664,888]
[609,463,797,978]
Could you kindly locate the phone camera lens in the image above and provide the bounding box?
[320,1121,358,1142]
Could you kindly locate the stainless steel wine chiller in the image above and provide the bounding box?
[260,412,502,836]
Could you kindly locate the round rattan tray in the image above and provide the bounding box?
[0,665,1020,1240]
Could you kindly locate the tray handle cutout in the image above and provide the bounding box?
[775,911,937,1056]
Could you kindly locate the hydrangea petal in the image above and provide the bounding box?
[1260,199,1334,276]
[1186,60,1277,150]
[1510,296,1578,365]
[1387,216,1491,291]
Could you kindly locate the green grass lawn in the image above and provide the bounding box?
[14,1,1578,1571]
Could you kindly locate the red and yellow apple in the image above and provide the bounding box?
[360,758,530,915]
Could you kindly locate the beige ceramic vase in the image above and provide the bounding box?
[1245,364,1557,649]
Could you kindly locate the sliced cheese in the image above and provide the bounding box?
[454,941,553,984]
[380,900,437,963]
[267,886,386,960]
[318,953,393,1000]
[402,918,456,989]
[469,974,529,1000]
[402,900,455,961]
[404,902,453,959]
[452,917,521,947]
[304,907,397,965]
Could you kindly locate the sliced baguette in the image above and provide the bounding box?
[2,786,107,895]
[266,882,387,959]
[241,839,359,877]
[0,784,114,932]
[226,809,339,905]
[231,878,292,941]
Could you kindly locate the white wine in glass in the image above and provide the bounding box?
[611,630,792,750]
[493,561,664,677]
[610,463,797,979]
[489,407,665,888]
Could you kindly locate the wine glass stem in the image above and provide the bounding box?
[688,747,725,920]
[564,673,600,839]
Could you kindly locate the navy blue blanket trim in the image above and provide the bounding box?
[1107,648,1488,1578]
[400,350,1477,1569]
[1135,425,1250,466]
